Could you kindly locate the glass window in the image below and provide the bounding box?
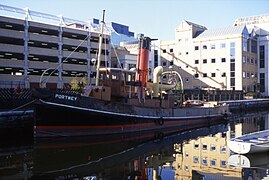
[203,59,207,63]
[251,39,257,53]
[202,157,208,165]
[203,73,207,77]
[163,49,166,53]
[203,45,207,49]
[260,73,265,92]
[193,156,199,163]
[202,144,207,150]
[211,160,217,166]
[194,143,199,149]
[230,48,235,58]
[221,146,227,153]
[195,46,199,50]
[211,58,216,63]
[170,49,173,53]
[211,73,216,77]
[221,58,226,62]
[231,78,235,86]
[260,45,265,68]
[243,38,248,51]
[210,145,216,151]
[230,63,235,71]
[221,43,226,48]
[221,160,227,167]
[242,56,246,63]
[211,44,216,49]
[195,60,199,64]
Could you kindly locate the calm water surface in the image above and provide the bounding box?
[1,111,269,180]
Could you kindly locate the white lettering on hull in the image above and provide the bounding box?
[55,94,77,101]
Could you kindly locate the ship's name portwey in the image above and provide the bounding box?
[55,94,77,101]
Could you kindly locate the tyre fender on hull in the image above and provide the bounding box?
[158,117,164,125]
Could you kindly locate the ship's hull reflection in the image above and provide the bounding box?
[32,124,228,179]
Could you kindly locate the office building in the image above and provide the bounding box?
[155,15,269,96]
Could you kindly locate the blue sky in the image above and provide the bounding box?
[1,0,269,40]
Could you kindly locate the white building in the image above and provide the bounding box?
[234,14,269,96]
[155,15,269,96]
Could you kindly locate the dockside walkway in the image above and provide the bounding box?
[220,98,269,113]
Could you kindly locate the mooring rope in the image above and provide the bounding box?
[7,99,36,112]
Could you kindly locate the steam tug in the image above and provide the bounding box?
[33,12,229,137]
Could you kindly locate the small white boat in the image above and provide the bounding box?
[228,129,269,154]
[228,154,250,167]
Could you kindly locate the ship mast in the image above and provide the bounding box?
[95,10,105,86]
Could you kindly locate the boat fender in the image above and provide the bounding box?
[158,117,164,125]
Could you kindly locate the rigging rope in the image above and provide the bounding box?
[8,99,36,112]
[41,34,90,86]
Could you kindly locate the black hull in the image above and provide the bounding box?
[34,99,226,137]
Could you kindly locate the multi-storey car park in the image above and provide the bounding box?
[0,4,114,89]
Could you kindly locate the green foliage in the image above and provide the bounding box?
[174,83,182,90]
[70,77,79,90]
[70,76,88,90]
